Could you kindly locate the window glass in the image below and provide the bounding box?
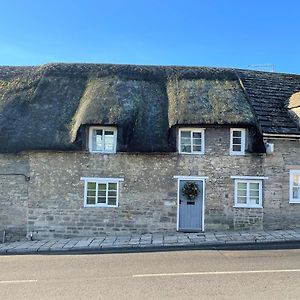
[233,131,242,138]
[230,129,245,155]
[104,131,114,151]
[107,198,117,206]
[85,182,118,206]
[90,127,116,153]
[235,180,262,207]
[293,175,300,186]
[94,130,103,151]
[237,182,247,190]
[108,183,117,190]
[293,187,300,199]
[233,137,241,144]
[98,183,106,191]
[237,197,247,204]
[97,196,106,204]
[181,131,190,138]
[250,183,259,190]
[233,145,241,151]
[87,197,96,205]
[179,129,204,154]
[290,172,300,202]
[87,182,96,190]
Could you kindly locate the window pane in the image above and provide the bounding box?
[233,131,242,137]
[233,145,241,151]
[108,197,117,206]
[250,183,259,190]
[293,175,300,186]
[181,131,190,138]
[87,190,96,197]
[250,189,259,197]
[181,137,191,144]
[250,197,259,205]
[192,132,202,139]
[104,131,114,151]
[98,190,106,197]
[237,182,247,190]
[237,197,247,204]
[94,130,103,151]
[108,190,117,197]
[293,187,300,200]
[108,183,117,190]
[87,196,95,205]
[193,145,202,152]
[237,189,247,197]
[87,182,96,190]
[181,144,191,153]
[233,138,241,145]
[97,197,106,204]
[180,130,192,152]
[98,183,106,191]
[105,130,114,136]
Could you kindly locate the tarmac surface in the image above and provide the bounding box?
[2,228,300,254]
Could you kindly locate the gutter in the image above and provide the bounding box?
[263,133,300,139]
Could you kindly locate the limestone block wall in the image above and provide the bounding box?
[26,128,267,239]
[0,154,29,241]
[262,139,300,229]
[0,128,299,240]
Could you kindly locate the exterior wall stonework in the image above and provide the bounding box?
[1,128,300,240]
[0,154,29,242]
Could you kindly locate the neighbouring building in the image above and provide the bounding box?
[0,63,300,241]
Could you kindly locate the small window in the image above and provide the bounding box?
[230,128,246,155]
[81,177,124,207]
[234,180,262,208]
[178,128,205,154]
[290,170,300,203]
[89,126,117,153]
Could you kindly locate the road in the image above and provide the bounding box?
[1,248,300,299]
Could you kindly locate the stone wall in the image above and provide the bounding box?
[0,128,300,240]
[0,154,29,242]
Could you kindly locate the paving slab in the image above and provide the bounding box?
[2,228,300,254]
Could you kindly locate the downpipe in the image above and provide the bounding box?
[2,230,5,243]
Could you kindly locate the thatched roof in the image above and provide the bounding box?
[0,63,299,153]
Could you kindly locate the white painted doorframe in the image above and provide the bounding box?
[174,176,208,232]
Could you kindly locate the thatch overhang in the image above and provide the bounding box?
[0,63,299,153]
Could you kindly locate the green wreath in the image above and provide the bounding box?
[182,181,199,200]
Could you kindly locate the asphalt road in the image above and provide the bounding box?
[1,248,300,299]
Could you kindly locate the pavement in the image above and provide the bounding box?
[2,228,300,255]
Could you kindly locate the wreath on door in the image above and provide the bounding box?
[182,181,199,200]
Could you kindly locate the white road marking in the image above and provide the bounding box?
[0,280,38,284]
[133,269,300,278]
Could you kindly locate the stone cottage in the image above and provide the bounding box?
[0,63,300,241]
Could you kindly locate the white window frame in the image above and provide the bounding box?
[178,128,205,154]
[230,128,246,155]
[233,179,263,208]
[88,126,117,154]
[289,170,300,203]
[81,177,124,208]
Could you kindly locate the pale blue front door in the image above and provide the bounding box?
[179,180,203,231]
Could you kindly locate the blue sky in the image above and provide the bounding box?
[0,0,299,73]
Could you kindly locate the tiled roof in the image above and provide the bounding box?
[237,70,300,135]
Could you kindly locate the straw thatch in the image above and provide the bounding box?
[0,63,299,152]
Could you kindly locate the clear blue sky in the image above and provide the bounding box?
[0,0,299,73]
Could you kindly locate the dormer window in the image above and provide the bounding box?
[230,128,246,155]
[89,126,117,153]
[178,128,205,154]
